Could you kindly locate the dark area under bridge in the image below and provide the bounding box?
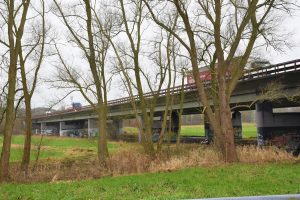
[32,59,300,148]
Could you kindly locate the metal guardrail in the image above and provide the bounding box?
[33,59,300,119]
[241,59,300,81]
[191,194,300,200]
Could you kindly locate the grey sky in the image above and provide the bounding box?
[29,7,300,109]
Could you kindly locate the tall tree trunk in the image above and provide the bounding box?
[21,97,32,172]
[218,77,238,162]
[84,0,110,166]
[133,54,155,157]
[97,104,110,169]
[0,57,17,181]
[0,0,31,181]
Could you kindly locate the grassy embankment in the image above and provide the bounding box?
[1,163,299,200]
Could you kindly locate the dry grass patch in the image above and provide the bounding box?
[238,145,295,163]
[7,144,299,183]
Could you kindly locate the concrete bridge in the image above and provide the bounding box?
[32,59,300,144]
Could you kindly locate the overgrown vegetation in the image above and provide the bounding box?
[0,135,298,183]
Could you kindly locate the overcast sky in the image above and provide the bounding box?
[29,7,300,109]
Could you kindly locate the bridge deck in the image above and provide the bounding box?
[33,59,300,122]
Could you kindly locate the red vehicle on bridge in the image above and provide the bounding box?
[186,60,271,84]
[186,67,212,84]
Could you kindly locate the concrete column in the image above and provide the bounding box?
[171,111,180,135]
[32,123,41,135]
[87,118,91,138]
[204,114,213,141]
[88,118,98,137]
[41,122,45,135]
[108,119,124,140]
[204,111,242,141]
[59,121,63,136]
[255,102,273,146]
[232,111,242,139]
[113,119,124,135]
[137,115,145,143]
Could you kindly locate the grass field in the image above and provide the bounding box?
[124,123,257,138]
[180,123,257,138]
[1,163,299,200]
[242,123,257,138]
[0,123,257,162]
[0,135,116,162]
[124,123,256,138]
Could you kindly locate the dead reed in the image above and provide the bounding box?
[8,144,299,183]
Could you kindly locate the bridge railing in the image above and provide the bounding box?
[241,59,300,81]
[33,59,300,119]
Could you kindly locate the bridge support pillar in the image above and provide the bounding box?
[113,119,124,136]
[204,111,243,141]
[108,119,124,139]
[40,122,45,135]
[59,121,63,136]
[232,111,242,139]
[255,102,273,146]
[32,123,41,135]
[171,111,180,135]
[136,115,145,143]
[87,118,98,137]
[87,119,91,138]
[204,114,213,141]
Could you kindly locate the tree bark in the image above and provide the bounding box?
[21,97,32,172]
[97,105,110,169]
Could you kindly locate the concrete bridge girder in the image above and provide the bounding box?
[31,69,300,141]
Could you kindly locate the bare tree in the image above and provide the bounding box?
[143,0,298,162]
[53,0,111,168]
[102,0,176,156]
[0,0,31,181]
[19,0,47,173]
[156,25,179,152]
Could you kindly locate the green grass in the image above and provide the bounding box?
[123,125,207,137]
[123,127,139,135]
[10,135,99,148]
[243,123,257,138]
[180,123,257,138]
[180,125,205,137]
[0,123,257,162]
[0,135,116,162]
[7,147,64,162]
[1,163,299,200]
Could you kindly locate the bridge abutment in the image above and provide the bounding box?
[255,102,300,147]
[255,102,273,146]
